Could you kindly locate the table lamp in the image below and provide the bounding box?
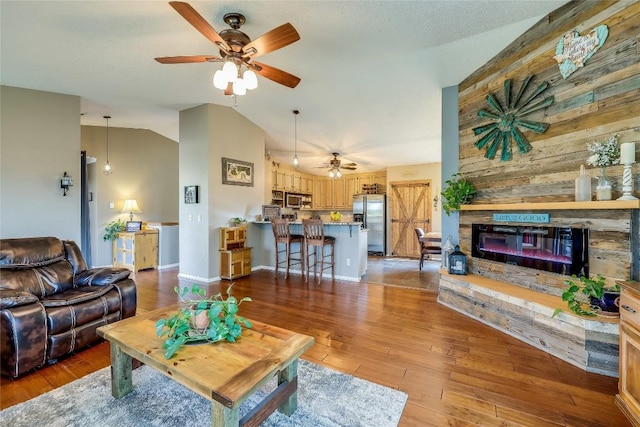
[122,199,142,221]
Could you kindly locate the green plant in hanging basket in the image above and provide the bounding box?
[103,219,126,241]
[155,284,252,359]
[441,173,476,216]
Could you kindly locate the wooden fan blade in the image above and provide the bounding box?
[155,55,222,64]
[243,23,300,58]
[250,61,300,88]
[343,162,357,167]
[342,166,357,170]
[169,2,230,51]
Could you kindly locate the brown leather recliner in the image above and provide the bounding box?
[0,236,137,377]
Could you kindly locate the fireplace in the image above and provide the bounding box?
[472,224,589,276]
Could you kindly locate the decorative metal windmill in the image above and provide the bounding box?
[473,75,554,161]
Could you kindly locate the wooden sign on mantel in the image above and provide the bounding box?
[553,25,608,78]
[493,213,550,223]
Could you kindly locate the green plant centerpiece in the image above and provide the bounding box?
[155,284,252,359]
[553,274,620,317]
[441,173,477,216]
[103,219,126,241]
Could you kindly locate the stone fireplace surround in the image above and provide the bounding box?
[437,201,640,378]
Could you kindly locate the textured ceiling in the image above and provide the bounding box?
[0,1,567,174]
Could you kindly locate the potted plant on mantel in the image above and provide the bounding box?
[552,274,620,317]
[441,173,477,216]
[155,284,252,359]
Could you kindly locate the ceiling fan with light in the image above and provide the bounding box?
[155,1,301,96]
[327,152,357,178]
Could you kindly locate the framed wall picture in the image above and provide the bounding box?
[125,221,142,232]
[184,185,199,204]
[222,157,254,187]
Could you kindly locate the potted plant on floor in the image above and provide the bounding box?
[552,274,620,317]
[441,173,476,216]
[155,284,252,359]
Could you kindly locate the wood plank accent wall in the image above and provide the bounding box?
[457,0,640,287]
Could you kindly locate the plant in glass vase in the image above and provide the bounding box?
[586,134,619,201]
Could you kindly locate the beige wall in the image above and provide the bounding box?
[386,162,442,233]
[81,125,179,267]
[1,86,81,241]
[179,104,266,281]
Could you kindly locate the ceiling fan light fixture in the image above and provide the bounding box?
[336,169,342,178]
[233,78,246,95]
[243,69,258,90]
[213,69,228,90]
[223,61,238,83]
[328,170,335,178]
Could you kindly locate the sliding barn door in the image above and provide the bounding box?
[389,181,431,257]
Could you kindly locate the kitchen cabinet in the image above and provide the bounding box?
[301,176,313,194]
[113,229,158,273]
[313,178,324,209]
[616,280,640,426]
[333,178,348,209]
[312,177,350,209]
[345,176,359,206]
[219,226,251,280]
[272,170,287,190]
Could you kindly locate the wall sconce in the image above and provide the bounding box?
[433,193,440,210]
[122,199,142,221]
[60,172,73,196]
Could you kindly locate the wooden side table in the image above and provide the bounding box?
[113,229,158,273]
[219,226,251,280]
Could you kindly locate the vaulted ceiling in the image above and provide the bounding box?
[0,1,567,174]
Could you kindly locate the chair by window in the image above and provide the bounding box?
[415,228,441,271]
[302,219,335,283]
[271,219,304,279]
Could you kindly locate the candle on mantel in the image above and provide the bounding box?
[621,142,636,164]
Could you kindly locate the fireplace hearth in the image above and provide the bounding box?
[472,224,589,276]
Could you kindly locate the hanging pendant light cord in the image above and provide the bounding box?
[106,117,110,162]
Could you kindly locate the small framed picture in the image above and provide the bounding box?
[126,221,142,232]
[185,185,199,204]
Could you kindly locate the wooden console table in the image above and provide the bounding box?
[113,229,158,273]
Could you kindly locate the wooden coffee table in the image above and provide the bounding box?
[96,305,315,427]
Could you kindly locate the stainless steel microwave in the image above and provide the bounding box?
[286,193,303,208]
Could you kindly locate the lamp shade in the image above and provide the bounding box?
[122,199,141,221]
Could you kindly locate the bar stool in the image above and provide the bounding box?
[302,219,335,284]
[271,218,304,279]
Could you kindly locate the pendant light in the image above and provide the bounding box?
[102,115,113,175]
[292,110,300,168]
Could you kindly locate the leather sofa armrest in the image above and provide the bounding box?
[75,267,131,286]
[0,289,39,310]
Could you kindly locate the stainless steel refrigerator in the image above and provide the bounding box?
[353,194,386,255]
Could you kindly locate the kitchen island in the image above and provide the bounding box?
[248,221,368,281]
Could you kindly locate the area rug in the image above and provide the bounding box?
[0,360,407,427]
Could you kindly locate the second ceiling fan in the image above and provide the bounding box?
[155,1,301,95]
[327,152,357,178]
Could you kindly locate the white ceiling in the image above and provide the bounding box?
[0,0,567,174]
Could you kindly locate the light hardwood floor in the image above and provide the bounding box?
[0,264,631,426]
